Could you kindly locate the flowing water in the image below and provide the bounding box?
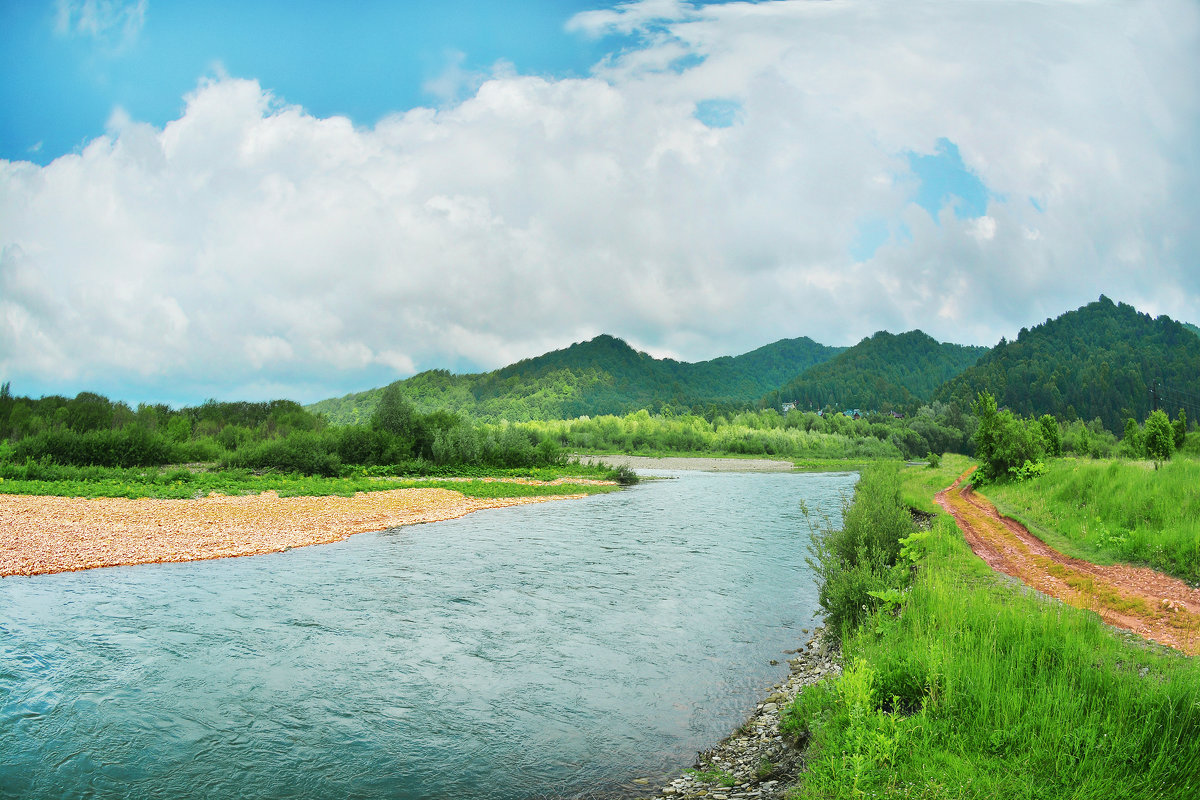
[0,469,856,799]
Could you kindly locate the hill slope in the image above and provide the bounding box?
[935,296,1200,432]
[763,330,988,412]
[309,335,844,424]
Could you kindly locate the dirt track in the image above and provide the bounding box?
[936,469,1200,655]
[0,488,585,578]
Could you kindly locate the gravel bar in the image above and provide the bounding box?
[0,487,587,577]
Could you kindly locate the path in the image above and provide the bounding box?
[936,468,1200,655]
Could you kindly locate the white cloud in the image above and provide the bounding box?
[4,0,1199,404]
[55,0,147,51]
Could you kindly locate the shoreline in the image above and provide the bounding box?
[0,487,588,578]
[578,454,797,472]
[625,629,840,799]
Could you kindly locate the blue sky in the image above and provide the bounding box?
[1,1,623,163]
[2,0,1197,406]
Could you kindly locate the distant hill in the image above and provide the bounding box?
[1184,321,1200,339]
[763,330,988,412]
[935,296,1200,432]
[309,334,844,424]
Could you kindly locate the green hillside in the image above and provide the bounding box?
[1184,321,1200,339]
[309,334,844,424]
[763,330,988,412]
[935,296,1200,432]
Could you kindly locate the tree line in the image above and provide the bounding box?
[0,383,572,476]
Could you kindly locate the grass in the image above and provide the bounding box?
[0,461,622,500]
[781,460,1200,800]
[984,457,1200,584]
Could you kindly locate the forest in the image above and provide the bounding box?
[2,297,1197,479]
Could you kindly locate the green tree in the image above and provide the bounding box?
[371,384,417,460]
[1122,418,1144,458]
[1038,414,1062,457]
[972,391,1045,481]
[1173,409,1187,450]
[1144,409,1174,463]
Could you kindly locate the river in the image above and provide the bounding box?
[0,469,856,799]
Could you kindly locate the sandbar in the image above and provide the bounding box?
[0,487,586,578]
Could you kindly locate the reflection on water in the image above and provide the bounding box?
[0,470,855,799]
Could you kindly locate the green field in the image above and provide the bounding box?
[0,461,622,500]
[985,457,1200,583]
[781,461,1200,799]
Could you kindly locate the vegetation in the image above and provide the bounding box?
[984,456,1200,583]
[937,296,1200,434]
[763,330,986,413]
[782,459,1200,799]
[0,460,620,500]
[309,334,844,423]
[0,386,635,487]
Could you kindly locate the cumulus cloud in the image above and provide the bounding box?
[4,0,1199,404]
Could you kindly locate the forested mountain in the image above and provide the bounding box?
[935,296,1200,433]
[308,335,844,424]
[762,331,988,413]
[1184,321,1200,339]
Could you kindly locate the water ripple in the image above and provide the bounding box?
[0,470,855,800]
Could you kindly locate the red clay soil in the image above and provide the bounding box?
[936,468,1200,656]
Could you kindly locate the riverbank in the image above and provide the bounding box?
[578,454,796,472]
[630,630,841,800]
[0,486,592,577]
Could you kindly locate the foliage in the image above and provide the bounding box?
[765,330,986,413]
[807,464,916,638]
[971,391,1046,482]
[1144,409,1175,463]
[985,457,1200,582]
[937,296,1200,434]
[1038,414,1062,457]
[0,461,625,500]
[786,462,1200,799]
[309,334,844,424]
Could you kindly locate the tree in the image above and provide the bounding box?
[972,391,1045,481]
[1122,418,1144,458]
[371,384,418,460]
[1173,409,1188,450]
[1039,414,1062,457]
[1144,410,1174,463]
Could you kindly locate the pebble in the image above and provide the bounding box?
[632,628,841,800]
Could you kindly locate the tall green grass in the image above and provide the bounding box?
[783,462,1200,799]
[986,457,1200,583]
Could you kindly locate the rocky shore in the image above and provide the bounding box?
[633,629,841,800]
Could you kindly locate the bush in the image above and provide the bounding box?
[225,431,342,476]
[972,391,1045,481]
[808,464,915,637]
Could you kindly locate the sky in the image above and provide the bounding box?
[2,0,1198,407]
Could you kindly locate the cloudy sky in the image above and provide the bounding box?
[2,0,1197,406]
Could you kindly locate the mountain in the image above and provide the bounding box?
[935,296,1200,432]
[309,334,844,424]
[762,330,988,412]
[1184,321,1200,339]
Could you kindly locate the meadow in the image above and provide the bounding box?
[985,457,1200,583]
[0,460,623,500]
[779,460,1200,799]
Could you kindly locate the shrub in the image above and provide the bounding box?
[808,464,915,637]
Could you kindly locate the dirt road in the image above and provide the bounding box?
[936,469,1200,655]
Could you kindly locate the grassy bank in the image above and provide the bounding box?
[781,461,1200,799]
[983,457,1200,583]
[0,461,623,500]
